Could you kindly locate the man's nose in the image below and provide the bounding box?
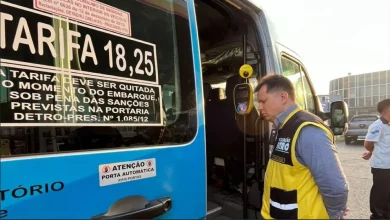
[258,102,263,111]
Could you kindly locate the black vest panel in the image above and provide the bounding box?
[271,110,333,166]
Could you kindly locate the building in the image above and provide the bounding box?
[329,70,390,118]
[318,95,330,112]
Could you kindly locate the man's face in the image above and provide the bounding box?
[257,85,287,122]
[383,106,390,119]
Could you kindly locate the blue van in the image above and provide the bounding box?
[0,0,346,219]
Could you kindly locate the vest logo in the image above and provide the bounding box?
[271,154,286,163]
[275,137,291,153]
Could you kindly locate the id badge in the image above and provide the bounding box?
[269,129,278,145]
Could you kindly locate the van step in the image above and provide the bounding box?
[207,201,222,219]
[212,215,231,220]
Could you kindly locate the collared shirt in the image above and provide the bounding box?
[365,118,390,169]
[273,104,349,219]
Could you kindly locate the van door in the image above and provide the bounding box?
[0,0,206,219]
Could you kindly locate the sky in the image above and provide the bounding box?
[253,0,390,95]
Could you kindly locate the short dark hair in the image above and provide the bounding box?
[377,99,390,113]
[255,74,296,101]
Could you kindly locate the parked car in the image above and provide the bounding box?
[344,114,380,144]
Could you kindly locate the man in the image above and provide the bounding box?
[256,74,349,219]
[362,99,390,219]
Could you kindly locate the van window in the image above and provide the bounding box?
[301,68,316,114]
[281,56,306,109]
[281,56,316,114]
[0,0,197,157]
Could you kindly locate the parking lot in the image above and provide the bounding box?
[336,139,372,219]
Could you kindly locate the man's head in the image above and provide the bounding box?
[255,74,296,122]
[377,99,390,119]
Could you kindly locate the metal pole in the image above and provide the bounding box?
[242,34,248,219]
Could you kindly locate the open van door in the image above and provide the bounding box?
[0,0,206,218]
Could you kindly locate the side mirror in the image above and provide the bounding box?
[330,101,349,135]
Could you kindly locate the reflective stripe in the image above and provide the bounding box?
[270,199,298,210]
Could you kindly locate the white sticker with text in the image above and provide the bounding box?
[99,158,156,187]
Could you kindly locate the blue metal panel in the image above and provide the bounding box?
[0,0,207,218]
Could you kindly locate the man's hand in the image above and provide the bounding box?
[343,122,349,134]
[339,208,349,219]
[362,151,372,160]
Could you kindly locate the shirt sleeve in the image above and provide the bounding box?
[365,123,382,142]
[296,125,349,219]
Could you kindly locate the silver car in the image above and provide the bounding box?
[344,114,380,145]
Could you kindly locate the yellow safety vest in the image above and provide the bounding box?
[261,107,334,219]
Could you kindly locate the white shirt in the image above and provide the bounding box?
[365,119,390,169]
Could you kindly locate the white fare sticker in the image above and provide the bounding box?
[99,158,156,187]
[34,0,131,36]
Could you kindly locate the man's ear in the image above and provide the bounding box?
[280,91,289,103]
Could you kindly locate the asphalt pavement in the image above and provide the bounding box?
[335,139,372,219]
